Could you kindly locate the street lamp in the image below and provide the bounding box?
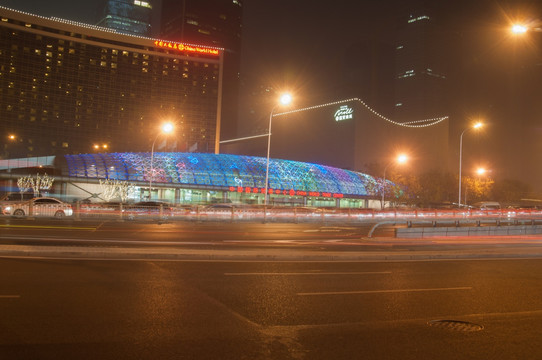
[149,122,174,200]
[381,154,408,209]
[511,24,528,34]
[511,22,542,34]
[458,122,483,207]
[264,93,292,209]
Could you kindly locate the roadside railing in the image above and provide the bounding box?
[71,203,542,224]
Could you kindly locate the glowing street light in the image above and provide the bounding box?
[511,24,528,34]
[93,143,109,151]
[149,122,174,200]
[382,154,408,209]
[458,121,483,207]
[476,167,486,176]
[8,134,16,141]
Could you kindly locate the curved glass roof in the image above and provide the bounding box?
[64,152,379,197]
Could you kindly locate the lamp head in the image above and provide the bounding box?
[511,24,528,34]
[161,122,174,134]
[279,93,292,106]
[397,154,408,164]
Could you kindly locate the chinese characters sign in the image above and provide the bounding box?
[154,41,220,56]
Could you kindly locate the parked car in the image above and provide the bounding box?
[124,201,173,220]
[2,197,73,218]
[471,201,502,210]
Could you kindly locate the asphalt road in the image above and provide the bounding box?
[2,257,542,359]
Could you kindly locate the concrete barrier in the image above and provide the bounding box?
[396,225,542,238]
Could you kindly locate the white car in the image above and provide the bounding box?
[2,197,73,218]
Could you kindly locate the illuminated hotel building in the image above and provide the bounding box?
[0,6,223,160]
[96,0,154,37]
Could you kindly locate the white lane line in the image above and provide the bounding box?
[298,286,472,296]
[225,271,391,276]
[0,295,20,299]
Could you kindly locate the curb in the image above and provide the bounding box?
[3,245,542,261]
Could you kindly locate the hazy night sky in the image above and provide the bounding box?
[1,0,542,189]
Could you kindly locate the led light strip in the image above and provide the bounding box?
[274,97,448,128]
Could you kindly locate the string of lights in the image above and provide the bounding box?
[0,6,223,52]
[273,97,448,128]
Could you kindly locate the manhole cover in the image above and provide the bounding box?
[428,319,483,332]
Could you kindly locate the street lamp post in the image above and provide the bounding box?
[263,93,292,210]
[458,122,483,207]
[381,154,408,209]
[149,122,174,200]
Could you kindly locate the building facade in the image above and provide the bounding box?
[96,0,154,37]
[0,6,223,160]
[0,152,381,208]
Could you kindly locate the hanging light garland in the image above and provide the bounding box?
[274,97,448,128]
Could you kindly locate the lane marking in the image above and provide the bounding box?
[225,271,391,276]
[0,224,96,230]
[298,286,472,296]
[0,295,20,299]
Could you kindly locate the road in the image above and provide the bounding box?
[3,218,542,260]
[2,257,542,359]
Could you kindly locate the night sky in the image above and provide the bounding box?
[1,0,542,190]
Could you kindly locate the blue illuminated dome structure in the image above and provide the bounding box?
[61,152,380,207]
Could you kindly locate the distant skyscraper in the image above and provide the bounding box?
[391,2,450,172]
[394,2,447,121]
[160,0,243,141]
[96,0,153,36]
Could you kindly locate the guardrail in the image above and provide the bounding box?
[7,201,542,226]
[73,204,542,223]
[369,218,542,238]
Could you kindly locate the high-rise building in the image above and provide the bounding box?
[394,2,447,121]
[0,6,223,159]
[160,0,243,141]
[391,2,450,172]
[96,0,153,37]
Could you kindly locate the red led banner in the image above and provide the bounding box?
[228,187,343,198]
[154,41,220,56]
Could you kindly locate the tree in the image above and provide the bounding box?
[16,177,33,199]
[17,173,54,198]
[415,170,456,207]
[462,175,494,204]
[99,179,135,201]
[491,179,533,204]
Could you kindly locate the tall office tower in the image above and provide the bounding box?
[392,2,449,172]
[394,3,447,121]
[96,0,153,36]
[160,0,243,142]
